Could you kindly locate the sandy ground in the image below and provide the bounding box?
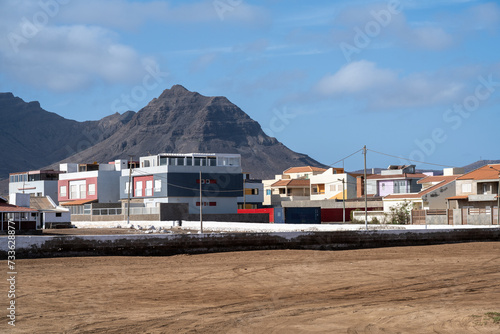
[2,242,500,333]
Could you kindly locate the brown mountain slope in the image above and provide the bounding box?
[55,85,326,179]
[0,92,134,178]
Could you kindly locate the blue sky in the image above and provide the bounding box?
[1,0,499,171]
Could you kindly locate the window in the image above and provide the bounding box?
[69,180,86,199]
[279,188,286,194]
[143,160,150,167]
[70,185,78,199]
[208,157,216,166]
[195,202,216,207]
[176,157,184,166]
[245,188,259,195]
[221,157,239,166]
[186,157,192,166]
[135,181,142,197]
[154,180,161,193]
[125,182,130,194]
[79,184,86,199]
[56,213,62,217]
[159,157,168,166]
[194,157,206,166]
[60,185,67,197]
[146,180,153,196]
[462,183,472,193]
[266,189,271,195]
[88,184,96,196]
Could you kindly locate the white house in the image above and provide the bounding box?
[58,160,128,213]
[309,168,358,201]
[9,169,62,204]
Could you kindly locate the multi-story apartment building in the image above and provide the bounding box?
[262,166,327,206]
[9,169,62,203]
[366,165,427,197]
[119,153,243,214]
[58,160,128,210]
[449,164,500,210]
[237,174,264,209]
[309,167,358,201]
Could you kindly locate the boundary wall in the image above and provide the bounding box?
[2,229,499,259]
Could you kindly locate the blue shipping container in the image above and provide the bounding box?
[284,207,321,224]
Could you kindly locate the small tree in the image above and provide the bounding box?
[388,201,414,224]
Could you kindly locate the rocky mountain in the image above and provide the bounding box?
[0,92,135,179]
[462,160,500,173]
[52,85,325,179]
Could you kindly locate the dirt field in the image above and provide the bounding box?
[2,242,500,333]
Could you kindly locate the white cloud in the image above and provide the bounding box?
[315,60,467,109]
[316,60,397,95]
[0,24,157,92]
[330,2,456,51]
[56,0,269,28]
[190,53,218,73]
[409,26,454,50]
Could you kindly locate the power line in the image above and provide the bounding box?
[328,148,363,167]
[367,148,456,168]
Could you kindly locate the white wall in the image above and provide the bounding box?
[310,172,356,201]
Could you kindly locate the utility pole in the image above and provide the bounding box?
[338,178,346,223]
[489,166,500,225]
[243,174,246,209]
[199,170,203,233]
[127,155,133,226]
[363,146,368,230]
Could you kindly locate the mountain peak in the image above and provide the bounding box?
[0,92,15,100]
[157,84,196,99]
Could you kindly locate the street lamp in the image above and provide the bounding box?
[489,166,500,225]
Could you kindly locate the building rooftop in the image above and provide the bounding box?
[0,202,38,213]
[367,173,428,180]
[384,177,457,200]
[283,166,327,174]
[271,179,310,187]
[457,164,500,181]
[417,175,460,184]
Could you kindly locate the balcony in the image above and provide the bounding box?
[468,194,498,202]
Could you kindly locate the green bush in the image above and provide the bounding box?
[388,201,414,224]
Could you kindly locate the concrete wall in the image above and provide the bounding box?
[71,214,160,222]
[282,199,383,209]
[425,215,448,225]
[3,229,499,259]
[186,213,269,223]
[353,211,388,223]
